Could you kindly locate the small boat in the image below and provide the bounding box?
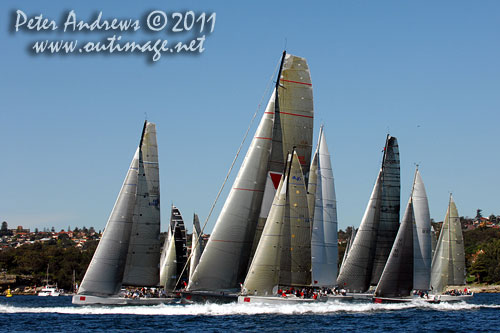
[38,286,60,297]
[38,265,60,297]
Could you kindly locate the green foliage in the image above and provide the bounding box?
[0,241,97,291]
[464,228,500,284]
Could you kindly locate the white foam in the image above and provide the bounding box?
[0,301,496,316]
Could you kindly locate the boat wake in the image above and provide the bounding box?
[0,301,497,316]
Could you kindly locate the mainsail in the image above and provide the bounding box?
[337,172,382,292]
[78,121,160,297]
[412,169,431,290]
[243,152,311,295]
[189,52,313,292]
[370,135,400,285]
[430,195,466,293]
[374,198,414,298]
[337,135,400,292]
[189,214,204,281]
[310,127,338,286]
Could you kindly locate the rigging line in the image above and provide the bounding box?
[174,55,284,291]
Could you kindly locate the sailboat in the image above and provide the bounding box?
[429,195,473,301]
[38,265,60,297]
[159,205,188,292]
[186,51,314,302]
[373,168,438,303]
[239,151,324,304]
[73,121,175,305]
[337,135,400,296]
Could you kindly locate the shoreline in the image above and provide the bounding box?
[447,284,500,293]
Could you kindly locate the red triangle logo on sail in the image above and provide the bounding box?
[269,172,282,190]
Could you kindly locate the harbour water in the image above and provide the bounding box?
[1,294,499,332]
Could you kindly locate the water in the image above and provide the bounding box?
[0,294,499,332]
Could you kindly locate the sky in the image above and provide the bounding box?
[1,1,499,234]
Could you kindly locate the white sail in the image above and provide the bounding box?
[430,195,466,293]
[78,121,160,297]
[412,169,431,290]
[188,94,274,291]
[189,214,204,282]
[160,227,177,291]
[123,122,161,286]
[311,127,338,286]
[337,171,382,292]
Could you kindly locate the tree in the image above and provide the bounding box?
[476,209,483,220]
[1,221,8,236]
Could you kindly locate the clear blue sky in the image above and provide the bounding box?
[1,1,499,233]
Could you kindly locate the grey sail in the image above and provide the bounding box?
[78,121,160,297]
[311,127,338,286]
[412,169,431,290]
[243,170,287,295]
[189,53,313,292]
[337,171,382,292]
[189,214,204,282]
[251,52,314,266]
[280,152,311,287]
[430,195,466,293]
[123,122,161,286]
[374,198,414,298]
[187,92,274,291]
[341,227,357,270]
[370,135,400,285]
[243,152,311,295]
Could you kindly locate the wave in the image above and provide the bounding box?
[0,301,498,316]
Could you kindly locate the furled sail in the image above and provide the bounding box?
[123,122,161,286]
[430,195,466,293]
[310,127,338,286]
[78,121,160,297]
[412,169,431,290]
[370,135,400,285]
[374,198,414,298]
[189,214,204,281]
[337,171,382,292]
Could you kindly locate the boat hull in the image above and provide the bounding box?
[181,291,238,304]
[433,293,474,302]
[72,295,178,305]
[326,294,353,301]
[373,297,440,304]
[238,295,327,304]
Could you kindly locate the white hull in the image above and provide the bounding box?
[432,293,474,302]
[72,294,178,305]
[326,294,353,301]
[373,296,440,304]
[238,295,326,304]
[346,292,374,300]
